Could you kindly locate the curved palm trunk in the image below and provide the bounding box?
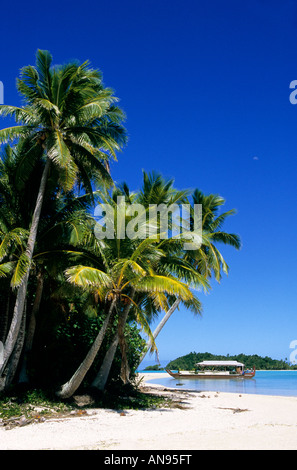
[118,292,136,384]
[91,331,119,391]
[0,159,50,389]
[3,300,27,389]
[57,298,116,399]
[118,310,130,385]
[138,298,181,367]
[91,292,135,390]
[0,290,11,344]
[18,271,44,384]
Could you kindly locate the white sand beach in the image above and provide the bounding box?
[1,372,297,450]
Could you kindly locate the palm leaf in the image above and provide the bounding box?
[0,105,36,124]
[46,130,78,191]
[65,265,113,291]
[0,261,15,278]
[133,274,193,301]
[0,126,33,144]
[35,49,53,100]
[17,65,44,102]
[209,231,241,249]
[0,227,28,261]
[10,252,31,288]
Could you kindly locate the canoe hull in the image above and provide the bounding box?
[165,367,256,380]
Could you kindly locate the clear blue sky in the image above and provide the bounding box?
[1,0,297,364]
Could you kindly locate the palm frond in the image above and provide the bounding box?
[35,49,53,100]
[10,251,31,288]
[0,126,34,144]
[65,265,113,291]
[0,105,36,124]
[133,274,193,302]
[0,261,15,278]
[46,130,78,191]
[209,231,241,249]
[0,227,28,261]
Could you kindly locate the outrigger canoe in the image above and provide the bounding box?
[166,360,256,379]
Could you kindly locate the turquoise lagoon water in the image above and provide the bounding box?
[141,370,297,398]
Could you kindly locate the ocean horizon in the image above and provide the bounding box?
[140,370,297,398]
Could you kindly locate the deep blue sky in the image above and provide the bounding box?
[1,0,297,364]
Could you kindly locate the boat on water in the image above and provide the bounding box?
[166,360,256,379]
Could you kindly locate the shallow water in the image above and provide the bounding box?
[143,370,297,397]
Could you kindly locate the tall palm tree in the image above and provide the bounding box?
[138,188,241,366]
[56,187,203,398]
[90,173,206,391]
[0,144,30,361]
[0,50,126,389]
[0,144,109,387]
[57,239,194,398]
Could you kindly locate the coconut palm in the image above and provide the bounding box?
[89,174,207,391]
[139,188,241,366]
[0,144,30,356]
[17,191,101,385]
[57,245,195,397]
[0,145,107,386]
[0,50,126,388]
[56,187,203,398]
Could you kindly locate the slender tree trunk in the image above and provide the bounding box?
[92,292,135,390]
[138,298,181,367]
[0,289,11,344]
[118,310,130,384]
[91,331,119,391]
[118,293,136,384]
[57,298,116,399]
[0,159,50,388]
[4,300,27,389]
[18,271,44,384]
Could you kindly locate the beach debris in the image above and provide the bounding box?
[217,407,249,414]
[70,409,87,416]
[1,414,46,430]
[73,394,95,407]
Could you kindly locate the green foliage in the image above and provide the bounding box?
[143,364,164,371]
[27,295,146,391]
[0,388,71,420]
[0,51,242,403]
[166,352,296,370]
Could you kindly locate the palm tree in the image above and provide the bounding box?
[0,144,30,372]
[90,174,206,391]
[17,192,101,385]
[56,190,199,398]
[0,144,110,387]
[0,50,126,389]
[57,248,194,397]
[138,188,241,367]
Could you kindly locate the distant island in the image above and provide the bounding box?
[143,364,164,371]
[144,352,297,371]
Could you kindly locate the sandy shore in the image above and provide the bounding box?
[1,372,297,450]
